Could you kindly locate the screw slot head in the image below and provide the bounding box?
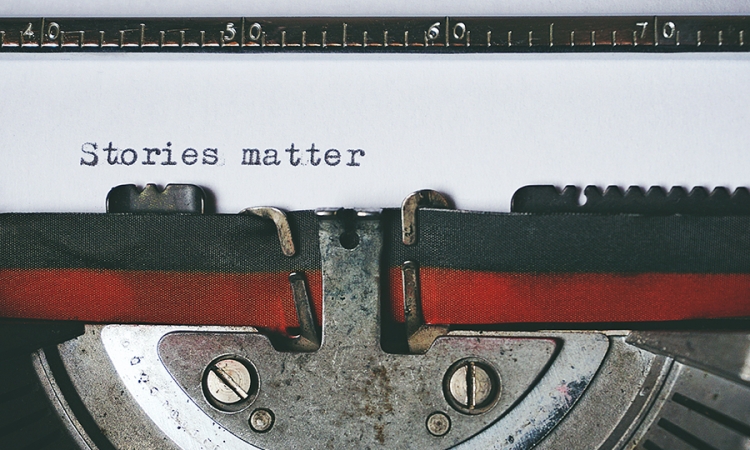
[426,412,451,436]
[443,357,501,415]
[249,408,275,433]
[202,356,259,412]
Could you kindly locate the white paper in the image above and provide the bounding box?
[1,2,749,213]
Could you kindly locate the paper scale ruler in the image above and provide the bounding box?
[0,16,748,52]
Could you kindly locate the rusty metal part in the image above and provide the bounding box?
[154,213,584,449]
[205,358,252,404]
[249,409,274,433]
[402,261,449,354]
[240,206,296,257]
[401,190,451,245]
[426,412,451,437]
[11,200,750,449]
[444,358,502,415]
[106,184,205,214]
[277,272,320,352]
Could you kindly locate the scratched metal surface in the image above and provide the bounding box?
[0,16,748,52]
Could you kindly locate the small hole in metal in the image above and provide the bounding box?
[339,231,359,249]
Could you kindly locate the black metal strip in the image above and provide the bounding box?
[384,208,750,273]
[0,212,321,272]
[2,208,750,274]
[0,16,747,52]
[671,393,750,437]
[657,418,720,450]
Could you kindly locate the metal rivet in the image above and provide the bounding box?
[443,358,501,415]
[205,359,252,404]
[426,412,451,436]
[249,408,275,432]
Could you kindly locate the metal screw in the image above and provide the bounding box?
[444,358,501,415]
[426,412,451,436]
[205,359,252,404]
[249,408,275,432]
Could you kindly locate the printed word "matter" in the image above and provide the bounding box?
[241,144,365,167]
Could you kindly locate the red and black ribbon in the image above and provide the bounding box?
[1,209,749,329]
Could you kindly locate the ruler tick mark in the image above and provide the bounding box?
[570,30,575,46]
[363,31,367,47]
[119,30,125,48]
[549,23,554,46]
[281,30,286,47]
[507,30,511,47]
[383,30,387,47]
[633,30,638,46]
[676,30,680,45]
[0,31,4,48]
[486,31,491,47]
[99,30,104,47]
[718,30,723,46]
[404,30,408,47]
[466,30,470,47]
[342,23,347,47]
[139,23,145,47]
[741,30,745,46]
[302,30,306,47]
[322,30,326,47]
[528,30,533,46]
[591,31,596,46]
[240,17,245,47]
[200,30,205,47]
[180,30,185,47]
[612,30,617,46]
[697,30,702,46]
[159,30,164,47]
[445,17,449,47]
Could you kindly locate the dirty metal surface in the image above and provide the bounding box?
[629,362,750,450]
[21,210,748,449]
[533,337,672,450]
[157,215,567,449]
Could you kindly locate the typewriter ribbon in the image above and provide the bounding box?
[0,185,749,328]
[0,184,749,449]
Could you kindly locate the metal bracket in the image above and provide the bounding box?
[155,210,607,449]
[240,206,296,257]
[403,261,449,354]
[278,272,320,352]
[401,189,452,245]
[107,183,205,214]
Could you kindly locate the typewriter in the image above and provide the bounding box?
[0,182,748,449]
[1,11,749,450]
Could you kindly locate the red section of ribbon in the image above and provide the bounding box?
[1,268,750,327]
[387,268,750,324]
[0,269,322,332]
